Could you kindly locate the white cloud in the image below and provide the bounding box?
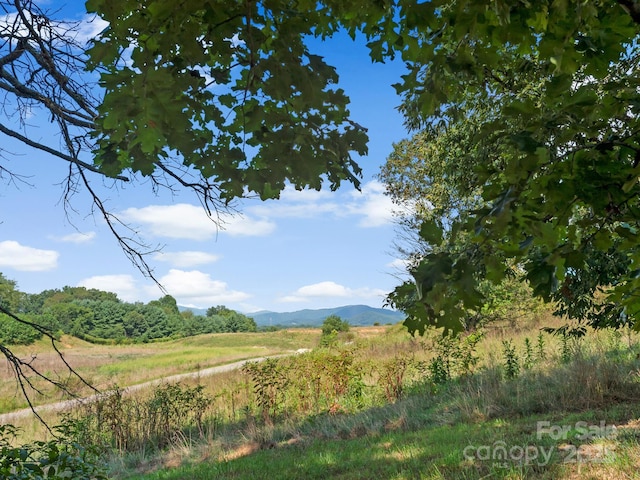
[0,241,59,271]
[54,231,97,244]
[386,258,410,270]
[297,281,350,297]
[75,14,109,44]
[221,214,276,237]
[244,181,396,227]
[347,181,396,227]
[153,269,250,306]
[0,12,108,47]
[279,281,387,304]
[77,274,139,302]
[119,204,219,240]
[119,203,275,240]
[153,251,220,268]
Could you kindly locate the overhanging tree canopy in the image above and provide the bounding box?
[3,0,640,340]
[378,1,640,334]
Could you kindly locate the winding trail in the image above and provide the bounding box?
[0,350,310,425]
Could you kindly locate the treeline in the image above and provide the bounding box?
[0,274,256,345]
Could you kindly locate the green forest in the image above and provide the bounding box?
[0,273,256,345]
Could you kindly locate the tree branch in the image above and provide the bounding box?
[0,120,129,181]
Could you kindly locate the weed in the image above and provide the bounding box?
[427,330,484,385]
[242,359,290,423]
[523,337,534,370]
[379,354,412,402]
[66,382,212,454]
[536,331,546,361]
[501,340,520,379]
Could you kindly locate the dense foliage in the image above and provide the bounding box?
[321,315,351,336]
[84,0,368,202]
[0,274,256,345]
[2,0,639,339]
[0,424,107,480]
[79,0,640,334]
[374,1,640,334]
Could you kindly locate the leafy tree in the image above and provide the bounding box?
[207,305,256,333]
[0,314,42,345]
[148,295,180,317]
[45,303,95,337]
[0,273,21,312]
[380,98,550,331]
[122,310,149,339]
[85,0,368,204]
[206,305,234,318]
[321,315,350,336]
[379,1,640,334]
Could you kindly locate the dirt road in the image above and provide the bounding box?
[0,350,309,425]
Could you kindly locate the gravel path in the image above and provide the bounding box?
[0,350,310,425]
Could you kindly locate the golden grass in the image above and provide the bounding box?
[0,329,324,417]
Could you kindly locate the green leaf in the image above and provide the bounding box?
[419,220,443,245]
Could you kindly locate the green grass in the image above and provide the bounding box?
[120,406,640,480]
[105,323,640,480]
[0,329,320,414]
[5,322,640,479]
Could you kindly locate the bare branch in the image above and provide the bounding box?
[0,120,128,180]
[0,304,99,431]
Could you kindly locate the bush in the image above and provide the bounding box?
[0,424,107,480]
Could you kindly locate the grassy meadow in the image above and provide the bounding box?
[2,318,640,479]
[0,329,318,418]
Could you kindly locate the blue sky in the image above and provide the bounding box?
[0,3,411,313]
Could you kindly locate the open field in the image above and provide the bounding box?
[3,319,640,479]
[0,329,321,416]
[110,319,640,480]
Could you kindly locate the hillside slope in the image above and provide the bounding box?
[249,305,404,327]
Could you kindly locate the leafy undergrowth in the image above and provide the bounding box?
[111,325,640,480]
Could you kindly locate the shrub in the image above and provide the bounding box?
[0,424,107,480]
[321,315,350,336]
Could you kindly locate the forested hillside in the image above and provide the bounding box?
[0,273,256,345]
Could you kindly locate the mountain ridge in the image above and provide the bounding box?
[178,304,405,327]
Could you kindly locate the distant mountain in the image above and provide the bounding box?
[248,305,405,327]
[178,306,208,316]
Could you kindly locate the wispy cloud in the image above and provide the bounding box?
[119,203,275,240]
[346,181,397,227]
[0,241,59,271]
[278,281,387,304]
[153,251,220,268]
[77,274,139,302]
[245,180,396,227]
[75,14,109,44]
[150,269,251,307]
[52,231,97,244]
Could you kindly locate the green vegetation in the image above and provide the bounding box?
[378,1,640,335]
[319,315,353,347]
[0,320,639,479]
[0,424,107,479]
[16,321,635,480]
[321,315,351,336]
[3,1,640,478]
[0,329,318,416]
[0,274,257,345]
